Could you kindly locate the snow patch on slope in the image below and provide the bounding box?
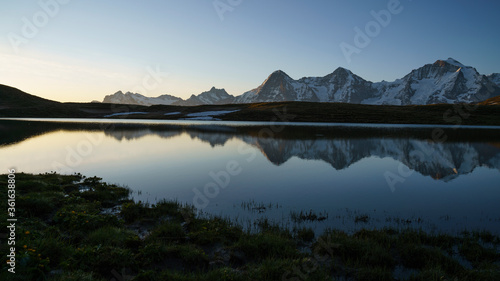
[186,110,240,117]
[104,112,148,117]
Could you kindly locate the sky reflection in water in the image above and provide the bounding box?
[1,119,499,234]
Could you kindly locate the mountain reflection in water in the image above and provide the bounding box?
[1,119,500,234]
[99,126,500,182]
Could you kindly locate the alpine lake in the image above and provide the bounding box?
[1,118,500,235]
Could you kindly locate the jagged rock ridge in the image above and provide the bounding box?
[102,58,500,106]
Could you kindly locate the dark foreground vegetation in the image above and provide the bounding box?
[1,173,499,281]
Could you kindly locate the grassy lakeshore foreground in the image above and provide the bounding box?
[1,173,499,281]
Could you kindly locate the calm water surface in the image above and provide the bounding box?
[1,119,500,234]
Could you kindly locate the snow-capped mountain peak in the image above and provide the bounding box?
[234,59,499,105]
[173,87,235,106]
[332,66,353,75]
[102,58,499,106]
[102,91,182,106]
[444,57,465,67]
[488,73,500,87]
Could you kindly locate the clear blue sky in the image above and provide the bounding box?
[1,0,499,102]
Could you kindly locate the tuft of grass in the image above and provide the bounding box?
[399,244,464,274]
[49,270,107,281]
[138,243,209,271]
[459,239,498,268]
[290,209,328,223]
[398,229,456,252]
[85,226,139,248]
[475,230,499,244]
[317,230,396,270]
[463,268,500,280]
[354,214,370,223]
[204,267,245,281]
[121,199,186,224]
[18,191,65,218]
[406,267,450,281]
[296,227,315,242]
[353,228,394,247]
[354,267,393,281]
[52,200,121,241]
[146,220,186,243]
[248,258,297,281]
[254,217,291,237]
[74,245,135,278]
[121,201,150,223]
[34,231,73,268]
[188,216,243,245]
[171,244,209,267]
[78,179,130,207]
[232,232,300,261]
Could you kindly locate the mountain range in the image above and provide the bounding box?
[102,58,500,106]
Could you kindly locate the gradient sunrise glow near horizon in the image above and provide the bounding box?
[1,0,499,102]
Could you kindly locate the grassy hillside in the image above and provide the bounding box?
[479,95,500,105]
[0,84,60,108]
[1,85,500,125]
[217,102,500,125]
[0,84,78,117]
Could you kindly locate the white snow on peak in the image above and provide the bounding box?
[445,58,465,67]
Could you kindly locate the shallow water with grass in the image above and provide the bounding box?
[0,173,498,280]
[1,119,500,236]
